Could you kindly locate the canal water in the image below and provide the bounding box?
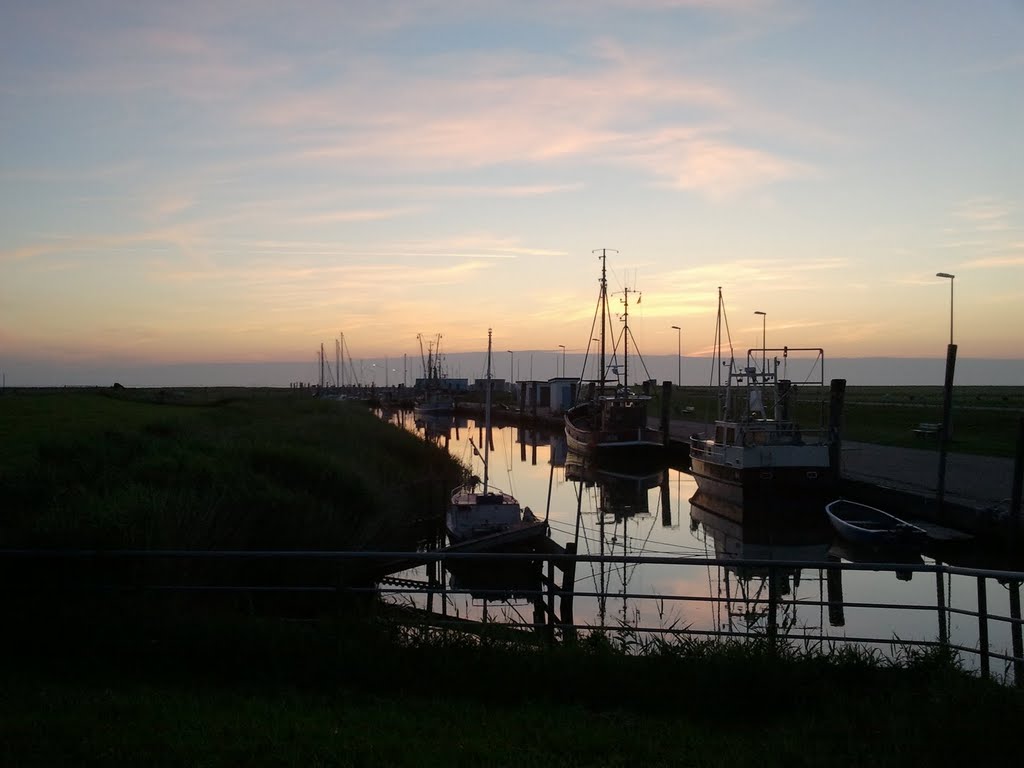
[384,409,1019,681]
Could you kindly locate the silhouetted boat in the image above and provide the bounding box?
[564,248,663,462]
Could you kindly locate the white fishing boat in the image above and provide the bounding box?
[447,329,546,545]
[688,288,840,506]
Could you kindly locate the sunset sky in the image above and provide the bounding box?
[2,1,1022,382]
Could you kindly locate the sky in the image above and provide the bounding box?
[2,1,1023,386]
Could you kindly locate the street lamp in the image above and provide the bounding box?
[507,350,514,385]
[754,311,766,380]
[558,344,566,377]
[671,325,681,387]
[936,272,955,345]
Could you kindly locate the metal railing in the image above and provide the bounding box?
[3,548,1022,686]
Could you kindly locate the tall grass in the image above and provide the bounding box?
[0,390,463,550]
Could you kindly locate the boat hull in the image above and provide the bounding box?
[564,413,664,464]
[689,453,835,507]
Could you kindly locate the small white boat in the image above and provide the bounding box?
[825,499,927,550]
[447,330,546,546]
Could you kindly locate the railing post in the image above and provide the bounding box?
[936,564,948,647]
[1009,580,1023,689]
[977,575,989,680]
[767,564,778,646]
[440,554,448,619]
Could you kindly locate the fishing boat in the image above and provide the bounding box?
[447,330,547,545]
[413,332,454,416]
[564,249,663,463]
[824,499,927,550]
[688,288,839,506]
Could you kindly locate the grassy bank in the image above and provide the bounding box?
[0,388,463,549]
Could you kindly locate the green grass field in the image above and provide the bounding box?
[0,388,463,550]
[661,385,1024,458]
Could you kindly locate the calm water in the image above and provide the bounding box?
[383,408,1019,680]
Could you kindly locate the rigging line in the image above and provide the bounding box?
[624,323,653,381]
[623,509,661,589]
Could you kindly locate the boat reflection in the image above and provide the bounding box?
[565,449,670,627]
[689,491,832,637]
[828,539,925,582]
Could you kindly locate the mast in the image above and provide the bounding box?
[621,286,632,392]
[483,328,493,493]
[593,248,616,394]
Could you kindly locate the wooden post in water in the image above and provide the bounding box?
[826,558,845,627]
[660,469,672,528]
[560,542,577,643]
[936,344,957,522]
[661,380,672,447]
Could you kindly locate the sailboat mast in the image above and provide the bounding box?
[483,328,492,493]
[598,249,608,393]
[622,287,630,391]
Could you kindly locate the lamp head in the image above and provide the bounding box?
[671,325,680,330]
[754,311,766,316]
[936,272,955,279]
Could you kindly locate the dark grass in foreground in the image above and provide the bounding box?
[3,604,1023,767]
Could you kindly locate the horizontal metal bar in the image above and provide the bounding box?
[3,548,1022,582]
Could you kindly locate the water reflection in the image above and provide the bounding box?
[377,408,1018,677]
[689,491,832,638]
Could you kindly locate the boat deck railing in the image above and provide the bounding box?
[2,548,1021,687]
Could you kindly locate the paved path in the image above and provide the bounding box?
[661,418,1016,510]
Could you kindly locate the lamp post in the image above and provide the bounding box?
[934,272,957,519]
[936,272,955,345]
[558,344,566,377]
[507,350,514,385]
[754,311,766,381]
[671,325,681,387]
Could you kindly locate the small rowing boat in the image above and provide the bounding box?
[824,499,927,550]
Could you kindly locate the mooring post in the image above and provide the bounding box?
[977,575,990,680]
[661,380,672,447]
[828,379,846,479]
[660,469,672,528]
[560,542,577,642]
[936,344,957,522]
[826,558,845,627]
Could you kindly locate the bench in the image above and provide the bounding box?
[912,422,942,439]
